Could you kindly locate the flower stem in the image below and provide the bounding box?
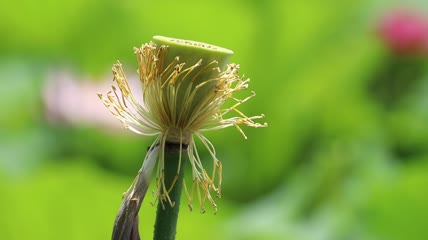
[153,143,187,240]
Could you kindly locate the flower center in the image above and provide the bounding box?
[153,36,234,55]
[165,127,192,145]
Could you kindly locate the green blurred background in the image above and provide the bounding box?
[1,0,428,239]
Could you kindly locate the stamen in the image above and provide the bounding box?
[190,60,217,82]
[183,179,193,211]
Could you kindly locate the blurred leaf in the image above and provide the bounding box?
[364,159,428,240]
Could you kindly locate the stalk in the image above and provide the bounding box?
[150,36,235,240]
[153,143,187,240]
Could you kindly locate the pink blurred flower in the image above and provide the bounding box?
[43,68,142,132]
[377,9,428,55]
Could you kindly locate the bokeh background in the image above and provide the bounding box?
[1,0,428,239]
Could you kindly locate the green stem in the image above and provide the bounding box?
[149,36,234,239]
[153,143,187,240]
